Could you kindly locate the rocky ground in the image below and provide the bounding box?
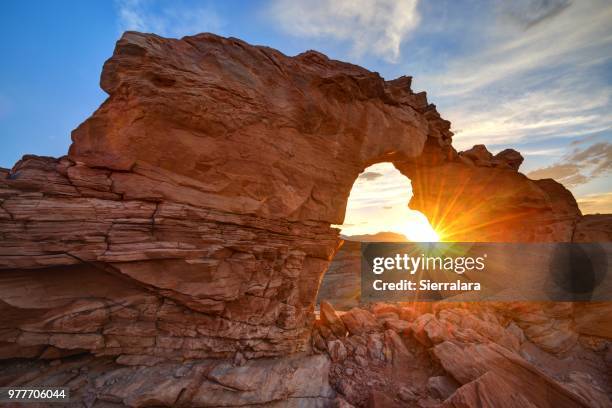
[314,301,612,407]
[0,352,334,407]
[1,301,609,407]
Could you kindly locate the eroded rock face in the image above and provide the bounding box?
[397,146,581,242]
[317,241,361,310]
[0,353,335,407]
[312,302,611,407]
[0,31,605,365]
[573,215,612,242]
[0,32,448,361]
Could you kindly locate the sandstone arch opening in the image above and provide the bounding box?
[337,163,439,242]
[318,163,440,309]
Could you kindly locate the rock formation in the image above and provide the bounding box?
[0,32,610,407]
[0,31,456,361]
[312,302,611,407]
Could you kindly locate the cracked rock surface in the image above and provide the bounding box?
[313,302,611,408]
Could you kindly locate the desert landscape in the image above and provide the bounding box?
[0,31,610,407]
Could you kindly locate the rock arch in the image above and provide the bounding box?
[0,32,584,360]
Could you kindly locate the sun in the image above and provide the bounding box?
[393,211,441,242]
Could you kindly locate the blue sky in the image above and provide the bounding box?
[1,0,611,216]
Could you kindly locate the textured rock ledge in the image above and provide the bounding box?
[0,353,334,407]
[1,153,340,360]
[1,302,609,407]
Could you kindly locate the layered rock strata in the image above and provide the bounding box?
[0,352,334,407]
[1,32,450,360]
[0,31,608,366]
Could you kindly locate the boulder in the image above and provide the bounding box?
[427,375,459,400]
[383,329,413,367]
[412,313,451,346]
[341,309,380,336]
[328,340,348,363]
[321,301,348,338]
[459,145,494,166]
[494,148,524,170]
[433,341,599,407]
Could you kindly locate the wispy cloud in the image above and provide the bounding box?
[527,142,612,186]
[518,147,565,157]
[268,0,420,62]
[499,0,572,28]
[115,0,224,38]
[577,192,612,214]
[416,0,612,151]
[427,1,612,96]
[358,171,384,181]
[445,78,612,150]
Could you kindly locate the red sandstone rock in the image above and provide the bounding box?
[321,301,348,338]
[459,144,494,166]
[328,340,348,363]
[382,318,411,334]
[494,148,524,170]
[433,341,599,406]
[573,214,612,242]
[341,309,380,336]
[371,303,401,316]
[0,30,611,407]
[0,31,600,363]
[412,313,451,346]
[368,390,401,407]
[398,161,582,242]
[0,353,335,407]
[383,329,413,367]
[318,241,361,310]
[427,375,459,400]
[438,371,538,407]
[573,302,612,339]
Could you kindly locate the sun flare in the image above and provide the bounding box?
[337,163,442,242]
[394,212,441,242]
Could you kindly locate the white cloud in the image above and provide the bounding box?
[268,0,420,62]
[577,192,612,214]
[500,0,571,28]
[429,1,612,96]
[446,78,612,150]
[115,0,224,38]
[416,0,612,151]
[516,147,565,157]
[527,142,612,186]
